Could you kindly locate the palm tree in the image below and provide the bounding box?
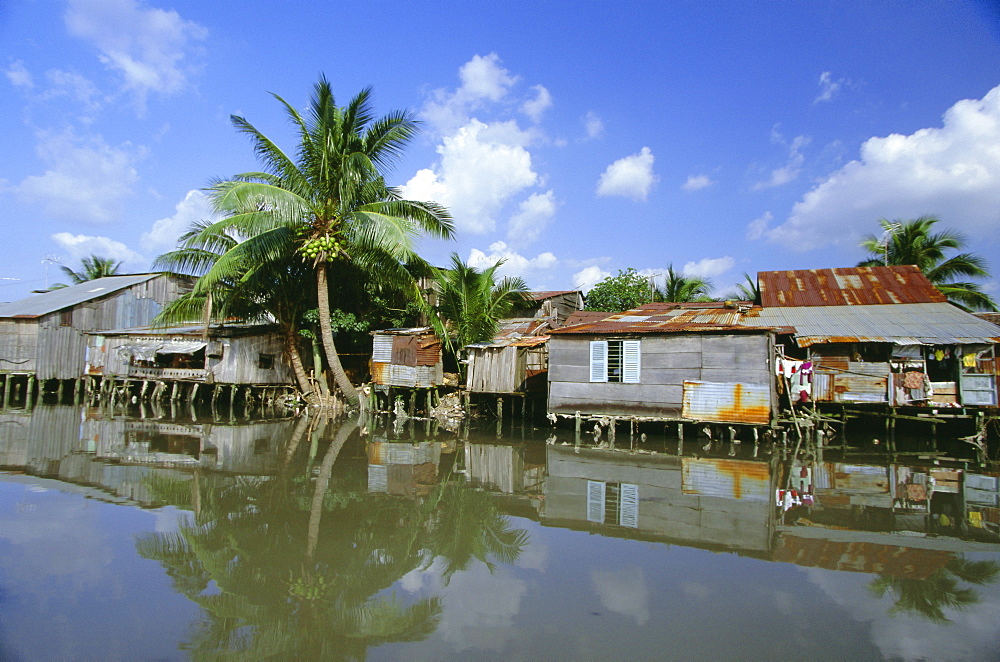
[858,216,997,311]
[153,219,317,394]
[199,77,454,405]
[720,272,760,304]
[51,255,122,288]
[656,264,714,303]
[428,253,531,364]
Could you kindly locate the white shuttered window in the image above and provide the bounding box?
[590,339,640,383]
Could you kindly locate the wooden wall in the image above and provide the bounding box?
[548,333,773,419]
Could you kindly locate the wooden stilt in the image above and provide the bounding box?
[3,375,12,409]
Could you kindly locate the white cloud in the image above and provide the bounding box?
[64,0,207,109]
[815,71,847,104]
[422,53,519,136]
[769,84,1000,251]
[507,191,557,246]
[521,85,552,123]
[467,241,557,283]
[682,174,715,191]
[591,567,650,625]
[596,146,657,201]
[682,256,735,280]
[573,265,611,292]
[401,119,538,234]
[44,69,103,115]
[583,111,604,140]
[15,130,142,224]
[6,60,34,88]
[746,211,773,241]
[51,232,143,265]
[754,131,810,190]
[140,190,214,253]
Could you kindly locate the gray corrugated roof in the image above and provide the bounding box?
[743,302,1000,346]
[0,274,160,318]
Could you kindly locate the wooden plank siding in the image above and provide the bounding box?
[548,332,775,421]
[2,275,192,381]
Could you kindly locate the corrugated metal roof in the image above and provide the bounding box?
[550,302,771,335]
[0,274,160,318]
[530,290,581,301]
[743,302,1000,347]
[758,265,946,307]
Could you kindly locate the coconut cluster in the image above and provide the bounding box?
[299,235,341,261]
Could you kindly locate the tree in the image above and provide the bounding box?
[721,272,760,304]
[858,216,997,311]
[429,253,531,363]
[656,264,714,303]
[51,255,122,288]
[584,268,653,311]
[153,219,317,394]
[199,77,454,405]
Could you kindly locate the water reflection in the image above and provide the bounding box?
[2,404,1000,658]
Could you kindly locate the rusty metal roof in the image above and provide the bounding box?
[743,302,1000,347]
[550,302,773,335]
[758,265,947,307]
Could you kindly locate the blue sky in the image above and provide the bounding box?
[2,0,999,302]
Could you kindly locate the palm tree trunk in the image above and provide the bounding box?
[316,263,359,405]
[306,419,357,558]
[282,323,312,395]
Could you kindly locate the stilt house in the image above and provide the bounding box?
[546,302,779,425]
[748,266,1000,407]
[0,274,193,382]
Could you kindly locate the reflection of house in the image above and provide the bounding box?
[0,274,192,382]
[463,443,545,494]
[85,323,294,386]
[544,445,774,552]
[547,302,779,424]
[370,328,444,388]
[749,266,1000,407]
[366,439,441,497]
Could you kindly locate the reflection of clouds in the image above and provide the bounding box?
[400,556,528,653]
[801,559,1000,660]
[0,481,110,586]
[515,538,548,571]
[591,567,650,625]
[440,565,527,644]
[681,581,710,602]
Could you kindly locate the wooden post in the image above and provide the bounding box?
[497,397,504,438]
[3,375,12,409]
[26,375,36,409]
[575,411,582,445]
[170,381,180,402]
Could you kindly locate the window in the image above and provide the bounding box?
[587,480,639,527]
[59,308,73,326]
[590,339,640,383]
[258,353,275,370]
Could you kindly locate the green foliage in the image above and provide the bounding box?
[858,215,997,311]
[656,264,714,303]
[51,255,122,289]
[584,268,652,311]
[428,253,531,360]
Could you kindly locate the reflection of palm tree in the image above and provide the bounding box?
[135,426,530,657]
[426,481,530,583]
[868,556,1000,623]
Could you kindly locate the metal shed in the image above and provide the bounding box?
[0,274,193,381]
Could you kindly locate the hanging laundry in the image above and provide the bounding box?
[963,353,976,368]
[902,370,925,390]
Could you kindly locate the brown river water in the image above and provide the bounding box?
[2,403,999,660]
